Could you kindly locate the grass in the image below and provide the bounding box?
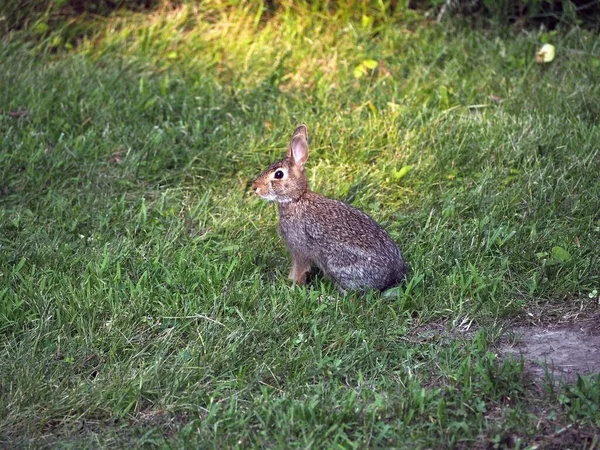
[1,2,600,447]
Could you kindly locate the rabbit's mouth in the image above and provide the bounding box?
[255,189,278,202]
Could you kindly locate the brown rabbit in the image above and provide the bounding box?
[252,125,407,292]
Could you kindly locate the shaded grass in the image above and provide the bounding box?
[1,3,600,448]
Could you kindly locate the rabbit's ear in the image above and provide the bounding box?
[287,125,309,167]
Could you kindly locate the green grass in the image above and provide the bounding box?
[1,2,600,448]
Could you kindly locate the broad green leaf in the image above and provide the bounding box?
[393,165,412,181]
[363,59,378,70]
[51,36,62,48]
[353,64,365,79]
[354,60,378,78]
[33,22,49,34]
[551,246,571,262]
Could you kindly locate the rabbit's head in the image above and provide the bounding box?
[252,125,310,203]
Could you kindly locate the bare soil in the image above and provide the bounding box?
[500,311,600,383]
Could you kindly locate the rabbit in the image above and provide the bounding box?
[252,124,407,293]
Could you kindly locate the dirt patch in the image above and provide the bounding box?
[500,313,600,383]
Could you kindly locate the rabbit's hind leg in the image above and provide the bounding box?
[289,254,311,285]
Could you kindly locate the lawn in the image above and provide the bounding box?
[1,2,599,448]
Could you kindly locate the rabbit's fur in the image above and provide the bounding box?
[252,125,407,292]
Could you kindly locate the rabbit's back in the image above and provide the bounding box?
[278,192,406,291]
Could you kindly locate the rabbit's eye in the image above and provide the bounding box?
[274,170,284,179]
